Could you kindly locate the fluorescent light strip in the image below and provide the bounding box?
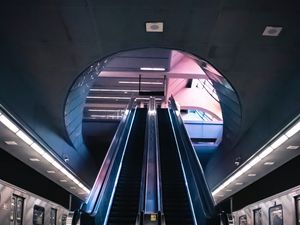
[90,89,139,92]
[212,118,300,197]
[16,130,34,145]
[88,109,124,112]
[270,135,288,149]
[285,121,300,137]
[0,114,19,133]
[87,96,131,100]
[140,67,165,71]
[90,115,123,118]
[137,97,162,101]
[87,96,162,101]
[0,109,90,195]
[118,81,163,85]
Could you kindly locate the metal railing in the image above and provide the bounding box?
[136,97,165,225]
[168,96,215,223]
[72,98,136,225]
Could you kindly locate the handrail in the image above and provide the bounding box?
[93,107,137,224]
[81,98,136,214]
[168,96,215,219]
[136,97,165,225]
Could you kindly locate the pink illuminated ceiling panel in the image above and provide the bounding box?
[173,87,223,121]
[169,50,206,75]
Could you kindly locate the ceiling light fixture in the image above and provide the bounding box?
[47,170,56,174]
[29,158,40,162]
[248,173,256,177]
[90,89,139,93]
[118,81,163,85]
[235,182,243,185]
[287,145,299,150]
[0,113,19,133]
[16,130,34,145]
[285,121,300,137]
[264,161,275,165]
[212,117,300,197]
[145,22,164,32]
[90,115,123,118]
[262,26,282,36]
[87,96,131,100]
[88,109,124,112]
[140,67,166,71]
[4,141,18,145]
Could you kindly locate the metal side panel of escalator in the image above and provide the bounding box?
[103,108,147,225]
[158,109,194,225]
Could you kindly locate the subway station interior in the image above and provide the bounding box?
[0,1,300,225]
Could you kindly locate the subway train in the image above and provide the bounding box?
[232,185,300,225]
[0,179,69,225]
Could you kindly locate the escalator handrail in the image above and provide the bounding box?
[92,107,137,220]
[168,96,215,217]
[155,108,163,215]
[82,99,136,214]
[136,98,164,225]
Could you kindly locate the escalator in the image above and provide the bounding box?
[158,109,194,225]
[104,108,147,225]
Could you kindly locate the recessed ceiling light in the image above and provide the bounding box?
[47,170,56,174]
[88,109,124,112]
[70,186,76,190]
[262,26,282,36]
[4,140,18,145]
[118,81,163,85]
[235,182,243,185]
[60,179,67,183]
[29,158,40,162]
[78,192,86,195]
[287,145,299,150]
[264,161,275,165]
[226,189,232,192]
[90,89,139,93]
[217,194,224,197]
[248,173,256,177]
[146,22,163,32]
[140,67,165,71]
[86,96,131,100]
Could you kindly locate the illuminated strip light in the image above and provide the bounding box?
[0,109,90,194]
[90,115,123,118]
[118,81,163,85]
[90,89,139,92]
[140,67,166,71]
[87,96,131,100]
[88,109,124,112]
[137,97,163,101]
[212,119,300,197]
[87,96,163,101]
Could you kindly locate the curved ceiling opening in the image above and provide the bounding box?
[65,48,241,165]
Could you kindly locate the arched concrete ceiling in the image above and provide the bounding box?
[0,0,300,187]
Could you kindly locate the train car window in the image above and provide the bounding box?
[50,208,57,225]
[253,208,262,225]
[295,196,300,225]
[10,195,24,225]
[239,215,247,225]
[33,205,45,225]
[269,205,283,225]
[61,214,67,225]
